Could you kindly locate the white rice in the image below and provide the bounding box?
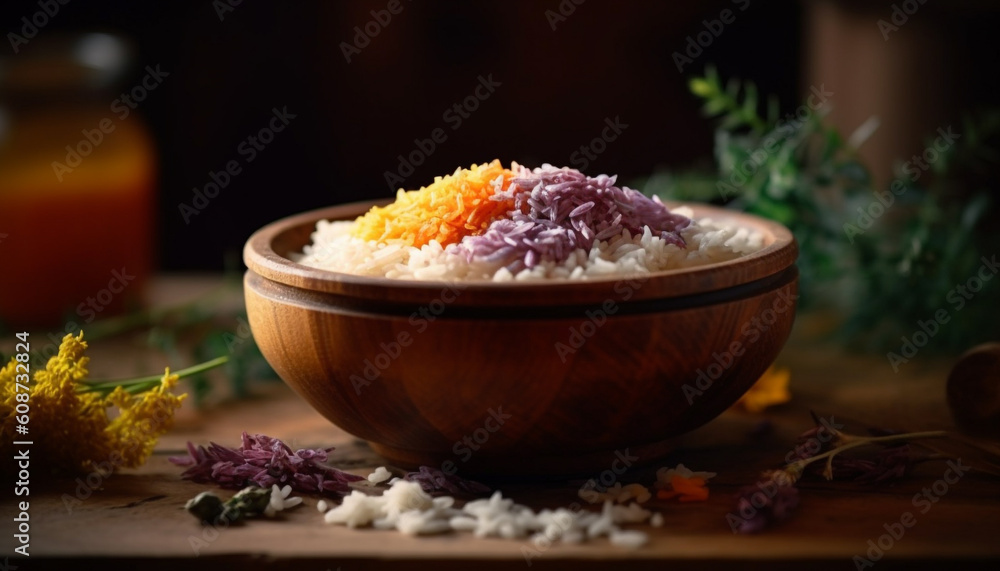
[609,529,650,549]
[264,484,302,517]
[295,206,764,281]
[322,479,653,549]
[314,465,709,548]
[367,466,392,484]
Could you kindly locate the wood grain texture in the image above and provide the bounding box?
[7,378,1000,570]
[243,202,799,474]
[4,277,1000,569]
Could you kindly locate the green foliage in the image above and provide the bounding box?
[81,278,277,407]
[643,66,1000,354]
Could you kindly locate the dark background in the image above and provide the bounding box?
[1,0,997,272]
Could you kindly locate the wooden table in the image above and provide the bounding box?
[3,277,1000,569]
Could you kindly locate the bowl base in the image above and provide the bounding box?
[367,438,677,480]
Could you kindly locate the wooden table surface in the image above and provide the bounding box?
[3,277,1000,570]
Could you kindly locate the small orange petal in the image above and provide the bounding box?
[670,475,706,492]
[657,475,711,502]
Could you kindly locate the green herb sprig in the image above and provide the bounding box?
[642,66,1000,354]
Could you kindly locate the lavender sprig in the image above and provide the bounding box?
[732,415,949,533]
[731,469,801,534]
[788,428,947,482]
[170,432,364,497]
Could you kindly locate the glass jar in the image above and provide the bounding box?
[0,33,155,328]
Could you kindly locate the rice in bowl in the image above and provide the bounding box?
[295,161,764,281]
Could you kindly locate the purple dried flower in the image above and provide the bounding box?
[169,432,364,497]
[403,465,492,496]
[453,164,691,270]
[821,456,876,480]
[826,444,922,484]
[735,414,948,534]
[729,469,800,534]
[788,428,835,462]
[796,417,928,483]
[788,412,845,462]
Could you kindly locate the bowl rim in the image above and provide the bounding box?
[243,199,797,306]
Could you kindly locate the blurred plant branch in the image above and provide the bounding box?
[2,272,278,406]
[641,66,1000,353]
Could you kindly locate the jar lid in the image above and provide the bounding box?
[0,33,132,95]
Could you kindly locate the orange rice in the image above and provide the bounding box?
[351,160,516,248]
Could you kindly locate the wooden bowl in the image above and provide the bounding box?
[243,201,798,476]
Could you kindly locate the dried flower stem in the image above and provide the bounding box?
[788,430,949,480]
[80,356,229,396]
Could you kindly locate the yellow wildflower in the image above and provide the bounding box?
[106,368,186,467]
[734,365,792,413]
[0,332,192,475]
[2,332,112,473]
[0,359,20,441]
